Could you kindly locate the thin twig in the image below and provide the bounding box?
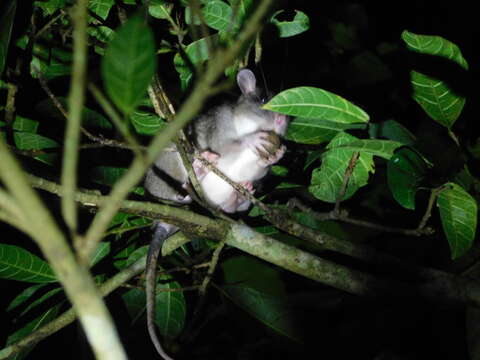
[0,136,127,360]
[417,186,445,231]
[288,197,434,237]
[199,239,226,295]
[34,11,65,39]
[62,0,89,233]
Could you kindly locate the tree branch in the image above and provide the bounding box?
[62,0,89,233]
[27,174,480,309]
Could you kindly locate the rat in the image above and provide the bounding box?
[144,68,288,360]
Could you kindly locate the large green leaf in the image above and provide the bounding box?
[203,0,233,31]
[0,244,57,283]
[437,183,477,259]
[264,87,369,124]
[401,30,468,129]
[270,10,310,38]
[387,147,428,210]
[286,117,366,145]
[0,0,16,76]
[221,285,302,342]
[102,15,156,114]
[88,0,114,20]
[309,132,374,203]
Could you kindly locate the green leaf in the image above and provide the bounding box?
[401,30,468,129]
[228,0,253,28]
[286,117,366,145]
[13,132,58,149]
[130,110,165,135]
[309,132,374,203]
[109,212,151,230]
[6,304,61,359]
[270,165,288,177]
[173,36,216,90]
[0,0,16,76]
[203,0,233,31]
[369,119,416,145]
[149,0,173,19]
[33,0,66,15]
[91,166,145,195]
[221,285,301,342]
[151,273,186,338]
[113,242,138,270]
[81,106,113,130]
[304,149,323,169]
[13,132,59,165]
[102,15,156,114]
[90,242,111,266]
[88,0,114,20]
[331,139,402,160]
[0,244,57,283]
[17,287,63,316]
[87,26,114,55]
[7,284,48,312]
[264,87,369,124]
[387,147,428,210]
[122,274,186,338]
[270,10,310,38]
[12,116,39,133]
[222,255,286,297]
[437,183,477,259]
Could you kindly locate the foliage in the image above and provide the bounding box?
[0,1,479,359]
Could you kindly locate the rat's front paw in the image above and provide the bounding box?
[193,151,220,181]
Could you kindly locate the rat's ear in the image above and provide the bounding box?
[237,68,257,96]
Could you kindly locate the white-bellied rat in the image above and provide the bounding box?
[144,68,288,360]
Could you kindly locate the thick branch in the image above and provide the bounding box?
[1,146,126,360]
[29,174,480,309]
